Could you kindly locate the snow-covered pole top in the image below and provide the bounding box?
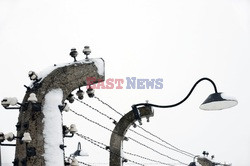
[28,57,105,101]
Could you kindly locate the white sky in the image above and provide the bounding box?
[0,0,249,165]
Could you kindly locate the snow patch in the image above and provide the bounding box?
[43,89,64,166]
[92,58,105,76]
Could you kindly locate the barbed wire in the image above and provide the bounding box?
[128,128,194,158]
[136,125,195,157]
[65,156,93,166]
[93,97,190,157]
[76,133,145,166]
[123,151,176,166]
[70,108,188,165]
[127,137,188,165]
[92,96,195,158]
[94,96,124,116]
[70,109,114,133]
[78,161,93,166]
[74,97,117,123]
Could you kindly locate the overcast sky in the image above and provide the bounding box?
[0,0,249,165]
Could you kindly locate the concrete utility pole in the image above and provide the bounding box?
[110,106,154,166]
[14,59,104,165]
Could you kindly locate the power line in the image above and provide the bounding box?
[69,108,188,165]
[92,96,195,158]
[70,109,113,133]
[137,126,195,157]
[74,97,116,123]
[78,161,93,166]
[123,151,176,166]
[79,97,192,158]
[76,132,186,166]
[76,133,145,166]
[128,128,193,158]
[94,96,123,116]
[127,137,188,165]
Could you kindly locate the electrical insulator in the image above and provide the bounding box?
[63,125,70,135]
[86,87,94,98]
[1,97,18,108]
[69,124,77,134]
[28,93,38,103]
[76,88,84,100]
[28,71,38,81]
[67,94,74,103]
[4,132,14,142]
[1,98,10,108]
[22,132,32,143]
[83,46,91,57]
[70,48,78,62]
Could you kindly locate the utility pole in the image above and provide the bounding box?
[14,57,104,165]
[109,106,154,166]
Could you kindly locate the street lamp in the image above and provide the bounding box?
[132,77,237,114]
[111,77,237,166]
[71,142,88,158]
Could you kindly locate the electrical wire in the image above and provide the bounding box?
[94,96,123,116]
[76,133,145,166]
[70,109,113,133]
[74,97,115,121]
[136,125,195,157]
[127,137,188,165]
[70,108,188,165]
[93,96,195,158]
[128,128,194,158]
[123,151,176,166]
[65,156,93,166]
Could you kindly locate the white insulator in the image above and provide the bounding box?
[28,93,38,103]
[69,124,77,134]
[22,132,32,143]
[4,132,14,142]
[30,74,37,80]
[9,97,18,106]
[28,71,34,76]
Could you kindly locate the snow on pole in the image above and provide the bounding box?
[43,89,64,166]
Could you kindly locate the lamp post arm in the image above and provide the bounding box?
[133,77,218,109]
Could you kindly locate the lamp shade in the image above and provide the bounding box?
[200,92,238,110]
[72,150,89,157]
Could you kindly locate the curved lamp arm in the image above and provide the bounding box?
[132,77,217,109]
